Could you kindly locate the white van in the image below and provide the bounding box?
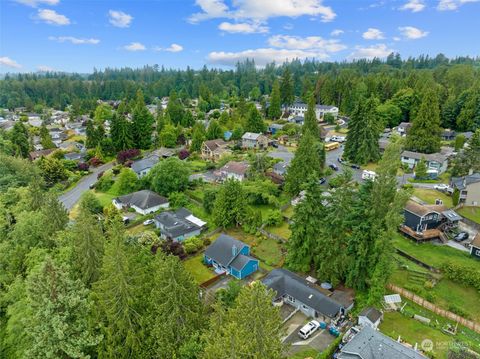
[298,320,320,340]
[362,170,377,181]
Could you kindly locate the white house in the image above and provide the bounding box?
[113,190,169,215]
[286,102,338,120]
[401,150,448,174]
[358,307,383,329]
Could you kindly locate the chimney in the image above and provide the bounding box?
[232,245,237,256]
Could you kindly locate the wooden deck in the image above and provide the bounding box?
[399,225,443,242]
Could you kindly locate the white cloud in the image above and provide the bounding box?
[108,10,133,28]
[0,56,22,69]
[14,0,59,7]
[154,44,184,52]
[37,65,55,72]
[330,29,344,36]
[393,36,401,41]
[123,42,146,51]
[267,35,346,52]
[398,26,428,39]
[37,8,70,25]
[437,0,479,10]
[48,36,100,44]
[348,44,393,59]
[283,23,294,30]
[400,0,426,12]
[219,21,268,34]
[189,0,336,23]
[362,28,385,40]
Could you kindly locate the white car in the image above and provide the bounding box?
[434,184,452,193]
[143,219,154,226]
[331,136,346,143]
[298,320,321,340]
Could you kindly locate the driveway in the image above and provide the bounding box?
[58,161,114,210]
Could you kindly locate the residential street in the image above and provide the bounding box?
[58,161,114,210]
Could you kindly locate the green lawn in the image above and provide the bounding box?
[282,205,295,219]
[392,233,476,269]
[288,348,319,359]
[94,191,116,208]
[187,159,208,173]
[380,311,452,358]
[266,221,291,240]
[183,254,216,284]
[361,162,379,171]
[434,279,480,322]
[457,206,480,224]
[412,188,453,208]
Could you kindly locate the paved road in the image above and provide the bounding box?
[58,161,114,210]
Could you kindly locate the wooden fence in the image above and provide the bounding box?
[387,283,480,334]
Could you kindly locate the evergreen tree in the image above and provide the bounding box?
[9,122,30,158]
[406,89,442,154]
[110,112,133,152]
[132,89,154,149]
[159,123,178,148]
[212,178,246,228]
[285,132,323,195]
[245,105,266,133]
[24,257,100,358]
[71,208,105,287]
[456,84,480,131]
[39,123,55,149]
[85,120,103,149]
[344,96,381,165]
[203,282,284,359]
[150,254,204,358]
[302,95,320,138]
[414,157,428,179]
[190,123,206,152]
[206,119,222,140]
[280,67,294,105]
[268,80,282,119]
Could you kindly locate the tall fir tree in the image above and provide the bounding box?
[24,257,100,358]
[245,105,266,133]
[132,89,154,149]
[9,122,30,158]
[203,282,285,359]
[39,123,55,149]
[110,112,133,151]
[268,80,282,119]
[190,123,206,152]
[302,95,320,138]
[406,88,442,154]
[280,67,295,105]
[344,96,381,165]
[212,178,246,228]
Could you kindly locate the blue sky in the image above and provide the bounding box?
[0,0,479,73]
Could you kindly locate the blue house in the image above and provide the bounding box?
[268,123,284,135]
[224,130,232,141]
[204,234,259,279]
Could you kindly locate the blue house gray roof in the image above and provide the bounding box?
[204,234,256,270]
[262,268,343,318]
[338,326,426,359]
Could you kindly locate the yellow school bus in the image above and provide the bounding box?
[324,142,340,151]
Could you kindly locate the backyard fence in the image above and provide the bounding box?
[387,283,480,334]
[199,272,225,289]
[395,248,440,273]
[257,227,287,243]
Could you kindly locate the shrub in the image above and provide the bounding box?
[448,303,470,319]
[116,149,141,164]
[168,192,189,209]
[95,172,114,192]
[263,209,283,227]
[89,157,103,167]
[161,239,186,259]
[112,164,122,175]
[178,149,190,160]
[183,236,204,254]
[441,262,480,291]
[77,162,89,171]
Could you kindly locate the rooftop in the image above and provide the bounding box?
[204,233,255,271]
[154,207,204,238]
[115,190,168,210]
[401,150,447,164]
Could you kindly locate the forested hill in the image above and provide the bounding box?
[1,53,479,131]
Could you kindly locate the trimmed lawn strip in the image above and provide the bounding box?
[412,188,453,208]
[266,221,291,239]
[183,254,216,284]
[288,348,319,359]
[457,206,480,224]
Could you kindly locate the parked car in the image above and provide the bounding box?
[271,142,279,148]
[350,164,360,170]
[319,177,327,185]
[143,219,154,226]
[329,163,339,171]
[453,232,469,242]
[434,184,453,193]
[331,136,346,143]
[89,183,95,189]
[337,157,344,163]
[298,320,320,340]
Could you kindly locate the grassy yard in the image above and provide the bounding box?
[412,188,453,208]
[282,205,295,219]
[266,221,291,240]
[183,254,216,284]
[288,348,319,359]
[457,206,480,224]
[94,191,116,208]
[187,159,208,173]
[392,234,476,269]
[361,162,379,171]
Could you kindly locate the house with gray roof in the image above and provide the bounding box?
[204,234,259,280]
[285,102,338,120]
[241,132,268,150]
[131,154,160,178]
[358,307,383,329]
[154,207,206,241]
[450,172,480,206]
[401,150,448,174]
[262,268,348,321]
[113,190,169,215]
[338,326,427,359]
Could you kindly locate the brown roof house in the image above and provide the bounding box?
[201,139,231,162]
[216,161,249,182]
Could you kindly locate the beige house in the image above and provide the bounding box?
[241,132,268,150]
[451,173,480,206]
[201,139,231,162]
